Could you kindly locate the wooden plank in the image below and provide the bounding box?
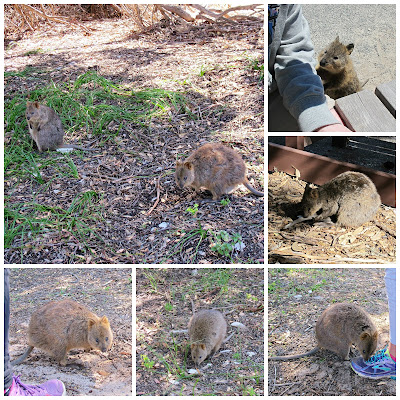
[268,142,396,207]
[285,136,304,150]
[375,80,396,117]
[285,136,329,149]
[335,90,396,132]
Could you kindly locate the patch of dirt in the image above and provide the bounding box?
[4,17,264,264]
[8,268,132,396]
[136,268,264,396]
[268,268,395,396]
[268,170,396,264]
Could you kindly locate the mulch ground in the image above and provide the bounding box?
[4,17,264,264]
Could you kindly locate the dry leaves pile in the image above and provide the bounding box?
[268,170,396,264]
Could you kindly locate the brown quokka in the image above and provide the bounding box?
[25,101,95,152]
[188,309,227,366]
[175,143,264,200]
[316,36,361,99]
[11,299,113,366]
[269,303,378,361]
[301,171,381,227]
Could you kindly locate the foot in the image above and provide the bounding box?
[5,375,66,396]
[351,348,396,379]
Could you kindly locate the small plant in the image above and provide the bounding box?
[242,386,256,396]
[210,230,244,259]
[186,203,199,216]
[199,65,207,77]
[165,302,173,312]
[62,155,80,179]
[220,198,231,206]
[141,354,155,370]
[24,48,44,56]
[160,202,208,263]
[143,270,158,292]
[246,56,264,81]
[310,279,327,291]
[233,352,241,360]
[199,268,231,292]
[246,293,258,302]
[268,282,277,293]
[162,225,208,264]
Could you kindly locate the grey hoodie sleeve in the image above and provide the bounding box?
[270,4,339,131]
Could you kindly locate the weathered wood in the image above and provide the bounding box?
[268,142,396,207]
[285,136,304,150]
[285,137,330,149]
[335,90,396,132]
[375,80,396,117]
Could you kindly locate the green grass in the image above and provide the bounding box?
[5,190,104,251]
[195,268,232,295]
[4,69,191,260]
[136,268,264,395]
[161,226,209,264]
[246,56,264,81]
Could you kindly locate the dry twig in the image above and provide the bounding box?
[146,173,162,216]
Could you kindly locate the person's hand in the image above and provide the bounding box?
[314,124,353,132]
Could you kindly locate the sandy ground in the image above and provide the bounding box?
[302,4,396,91]
[8,268,132,396]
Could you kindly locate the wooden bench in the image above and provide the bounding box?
[334,80,396,132]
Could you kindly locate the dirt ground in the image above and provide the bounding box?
[268,170,396,264]
[4,16,264,264]
[268,268,395,396]
[7,268,132,396]
[136,268,264,396]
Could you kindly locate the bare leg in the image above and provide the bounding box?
[389,343,396,359]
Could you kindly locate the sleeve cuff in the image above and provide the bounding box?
[298,102,341,132]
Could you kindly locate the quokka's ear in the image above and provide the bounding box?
[309,188,319,200]
[346,43,355,54]
[87,318,97,328]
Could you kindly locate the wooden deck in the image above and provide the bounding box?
[334,80,396,132]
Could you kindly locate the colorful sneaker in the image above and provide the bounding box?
[5,375,66,396]
[351,348,396,379]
